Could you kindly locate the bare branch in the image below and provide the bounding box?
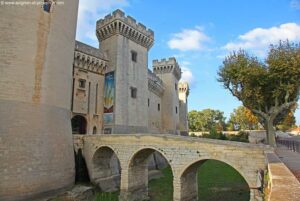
[285,90,290,104]
[251,109,267,119]
[270,100,296,117]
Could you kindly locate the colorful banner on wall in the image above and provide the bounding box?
[103,71,115,124]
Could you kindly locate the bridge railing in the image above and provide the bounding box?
[277,138,300,153]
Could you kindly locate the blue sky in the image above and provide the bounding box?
[77,0,300,125]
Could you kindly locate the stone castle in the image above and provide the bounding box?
[0,2,188,200]
[72,9,189,136]
[2,2,300,201]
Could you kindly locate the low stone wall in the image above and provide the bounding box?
[266,153,300,201]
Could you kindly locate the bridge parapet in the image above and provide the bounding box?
[266,153,300,201]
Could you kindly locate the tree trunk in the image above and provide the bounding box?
[265,119,277,147]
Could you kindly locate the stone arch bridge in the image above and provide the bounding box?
[74,134,272,201]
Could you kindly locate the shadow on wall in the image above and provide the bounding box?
[74,149,90,183]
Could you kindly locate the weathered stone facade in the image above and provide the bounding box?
[0,1,79,200]
[71,9,189,135]
[72,41,108,134]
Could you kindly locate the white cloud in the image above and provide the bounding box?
[179,61,196,87]
[290,0,300,9]
[223,23,300,57]
[77,0,129,46]
[168,27,211,51]
[180,67,194,84]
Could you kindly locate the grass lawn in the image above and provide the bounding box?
[197,160,250,201]
[94,160,250,201]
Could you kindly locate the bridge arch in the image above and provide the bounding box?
[179,158,250,201]
[91,146,121,192]
[122,147,173,201]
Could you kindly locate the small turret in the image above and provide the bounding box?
[153,57,181,80]
[178,82,189,136]
[178,82,190,99]
[152,57,182,134]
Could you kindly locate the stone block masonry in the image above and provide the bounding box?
[77,134,272,201]
[0,1,79,200]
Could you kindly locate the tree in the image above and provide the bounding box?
[228,106,260,130]
[188,110,202,132]
[188,109,226,131]
[276,110,297,131]
[218,41,300,147]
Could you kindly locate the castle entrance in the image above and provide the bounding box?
[71,115,87,134]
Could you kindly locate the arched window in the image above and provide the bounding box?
[93,126,97,134]
[71,115,87,134]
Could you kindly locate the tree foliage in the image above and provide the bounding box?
[218,40,300,146]
[276,110,297,131]
[188,109,226,132]
[228,106,260,130]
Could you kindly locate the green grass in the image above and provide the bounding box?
[197,160,250,201]
[94,191,119,201]
[94,160,250,201]
[148,167,174,201]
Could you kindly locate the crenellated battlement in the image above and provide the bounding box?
[152,57,182,80]
[178,82,190,96]
[148,70,165,97]
[96,9,154,49]
[74,41,108,74]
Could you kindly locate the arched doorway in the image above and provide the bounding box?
[92,146,121,192]
[180,159,250,201]
[93,126,97,134]
[71,115,87,134]
[125,148,173,201]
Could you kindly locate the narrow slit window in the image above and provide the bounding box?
[131,87,137,98]
[131,51,137,62]
[78,79,86,88]
[158,103,160,111]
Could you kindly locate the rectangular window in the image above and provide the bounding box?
[131,51,137,62]
[78,79,86,88]
[131,87,137,98]
[43,0,52,12]
[158,103,160,111]
[148,98,150,107]
[176,106,178,114]
[175,83,177,90]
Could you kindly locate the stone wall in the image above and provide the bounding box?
[266,153,300,201]
[178,82,189,135]
[97,10,153,134]
[0,1,79,200]
[153,58,181,134]
[72,41,107,134]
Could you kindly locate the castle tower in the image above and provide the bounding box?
[153,58,182,134]
[96,9,154,134]
[0,1,79,200]
[178,82,190,135]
